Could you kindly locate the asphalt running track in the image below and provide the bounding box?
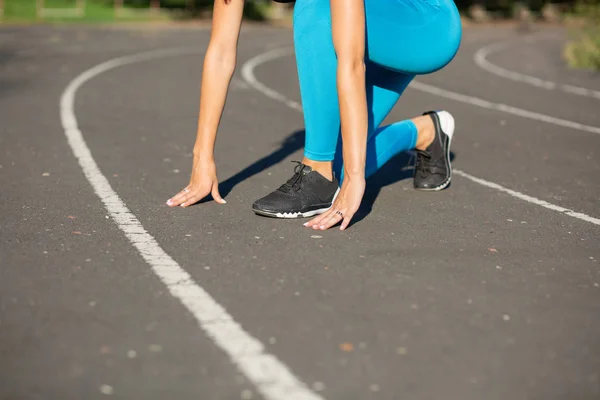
[1,23,599,400]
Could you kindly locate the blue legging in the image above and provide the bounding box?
[293,0,462,180]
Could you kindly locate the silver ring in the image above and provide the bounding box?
[183,188,190,193]
[335,210,343,217]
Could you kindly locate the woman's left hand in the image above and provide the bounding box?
[304,175,366,231]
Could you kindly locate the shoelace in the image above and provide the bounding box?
[415,150,445,176]
[278,161,307,193]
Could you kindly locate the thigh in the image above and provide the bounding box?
[364,0,462,74]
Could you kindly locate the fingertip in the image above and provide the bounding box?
[341,219,350,230]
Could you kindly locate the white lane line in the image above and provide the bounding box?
[242,48,303,113]
[246,48,600,136]
[453,170,600,225]
[60,47,324,400]
[242,47,600,227]
[474,39,600,100]
[408,80,600,136]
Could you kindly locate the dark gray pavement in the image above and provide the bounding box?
[1,23,599,400]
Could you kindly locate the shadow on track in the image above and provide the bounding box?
[206,129,455,227]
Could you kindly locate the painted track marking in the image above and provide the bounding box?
[241,48,600,227]
[60,47,324,400]
[409,80,600,136]
[474,38,600,100]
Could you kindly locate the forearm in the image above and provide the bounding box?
[192,0,244,162]
[193,48,236,161]
[330,0,367,179]
[337,61,368,178]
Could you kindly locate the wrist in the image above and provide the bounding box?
[343,168,365,181]
[192,148,215,164]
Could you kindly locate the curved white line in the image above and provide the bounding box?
[474,39,600,100]
[60,47,323,400]
[408,80,600,135]
[242,47,600,227]
[244,48,600,137]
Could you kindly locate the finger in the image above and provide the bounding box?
[167,188,189,206]
[177,193,192,208]
[168,193,186,207]
[306,210,331,228]
[179,195,193,208]
[211,183,226,204]
[319,210,343,230]
[339,214,353,231]
[305,211,327,227]
[180,192,204,208]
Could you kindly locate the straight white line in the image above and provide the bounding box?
[60,47,324,400]
[474,39,600,100]
[453,170,600,225]
[242,48,600,227]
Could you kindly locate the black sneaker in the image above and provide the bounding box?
[252,162,340,218]
[414,110,455,191]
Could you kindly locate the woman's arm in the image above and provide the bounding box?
[305,0,367,230]
[331,0,367,178]
[167,0,244,207]
[194,0,245,161]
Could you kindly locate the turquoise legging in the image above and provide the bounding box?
[293,0,462,179]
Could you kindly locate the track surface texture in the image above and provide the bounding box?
[1,23,599,400]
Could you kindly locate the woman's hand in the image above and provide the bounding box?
[166,157,226,208]
[305,174,365,231]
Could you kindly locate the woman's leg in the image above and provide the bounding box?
[358,0,462,190]
[294,1,421,181]
[293,0,338,177]
[252,2,418,218]
[252,0,461,217]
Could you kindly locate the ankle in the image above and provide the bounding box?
[413,115,435,151]
[302,158,333,181]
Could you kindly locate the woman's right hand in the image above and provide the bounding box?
[166,157,226,208]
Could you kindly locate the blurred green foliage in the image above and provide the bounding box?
[3,0,118,22]
[565,0,600,69]
[0,0,273,22]
[0,1,587,24]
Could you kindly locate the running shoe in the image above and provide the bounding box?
[252,162,339,218]
[414,110,455,191]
